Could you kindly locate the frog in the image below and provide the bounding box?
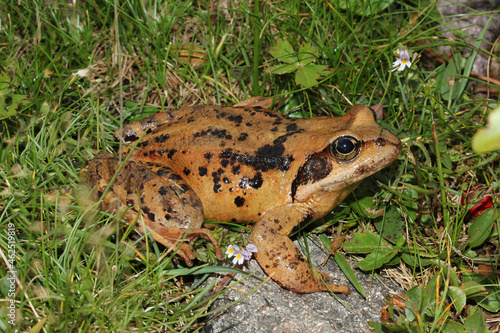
[88,101,401,295]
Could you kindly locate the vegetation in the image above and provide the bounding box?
[0,0,498,331]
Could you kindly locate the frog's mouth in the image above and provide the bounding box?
[321,179,363,191]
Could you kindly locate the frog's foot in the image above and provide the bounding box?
[249,206,350,295]
[140,221,224,266]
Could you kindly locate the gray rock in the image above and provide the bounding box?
[203,237,402,333]
[437,0,500,78]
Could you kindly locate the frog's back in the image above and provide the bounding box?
[128,106,312,222]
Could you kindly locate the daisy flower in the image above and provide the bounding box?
[391,47,412,72]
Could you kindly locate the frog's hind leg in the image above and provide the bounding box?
[137,220,224,267]
[88,153,223,266]
[249,206,350,295]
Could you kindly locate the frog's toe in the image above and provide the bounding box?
[182,228,224,261]
[141,221,223,265]
[325,283,350,295]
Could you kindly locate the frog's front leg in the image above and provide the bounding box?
[249,206,350,295]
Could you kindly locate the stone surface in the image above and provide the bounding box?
[203,237,402,333]
[437,0,500,79]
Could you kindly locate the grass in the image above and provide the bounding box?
[0,0,499,331]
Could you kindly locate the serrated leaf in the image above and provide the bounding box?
[306,63,331,76]
[0,73,9,93]
[472,106,500,153]
[298,44,319,65]
[269,39,296,64]
[334,252,366,297]
[448,286,466,313]
[356,247,397,271]
[467,209,496,248]
[295,66,320,88]
[265,63,298,75]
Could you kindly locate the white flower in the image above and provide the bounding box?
[391,48,412,72]
[246,244,258,253]
[226,243,258,265]
[225,245,240,258]
[232,251,246,265]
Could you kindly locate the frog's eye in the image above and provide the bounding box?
[330,136,360,161]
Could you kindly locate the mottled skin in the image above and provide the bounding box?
[88,103,401,295]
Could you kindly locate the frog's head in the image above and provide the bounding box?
[292,105,401,202]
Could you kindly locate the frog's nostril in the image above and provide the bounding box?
[375,137,386,146]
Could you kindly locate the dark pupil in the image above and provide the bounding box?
[337,137,355,154]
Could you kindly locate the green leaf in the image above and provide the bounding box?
[306,63,330,76]
[459,280,487,298]
[344,230,384,254]
[435,56,460,101]
[337,0,395,16]
[356,247,398,271]
[0,73,9,93]
[295,66,321,88]
[265,63,298,75]
[441,263,459,287]
[404,286,423,322]
[368,321,409,332]
[448,286,466,313]
[400,252,437,267]
[0,73,25,120]
[467,209,496,248]
[350,196,383,218]
[471,274,500,312]
[440,320,467,333]
[334,252,366,297]
[375,206,404,244]
[297,44,319,65]
[269,39,296,64]
[464,311,486,333]
[472,106,500,153]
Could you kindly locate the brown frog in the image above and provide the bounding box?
[88,102,401,295]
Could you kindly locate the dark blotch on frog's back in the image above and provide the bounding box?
[199,166,208,176]
[234,196,245,207]
[154,134,170,143]
[239,172,263,189]
[167,149,177,159]
[215,144,293,173]
[237,133,248,141]
[286,123,299,132]
[231,165,241,175]
[227,114,243,125]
